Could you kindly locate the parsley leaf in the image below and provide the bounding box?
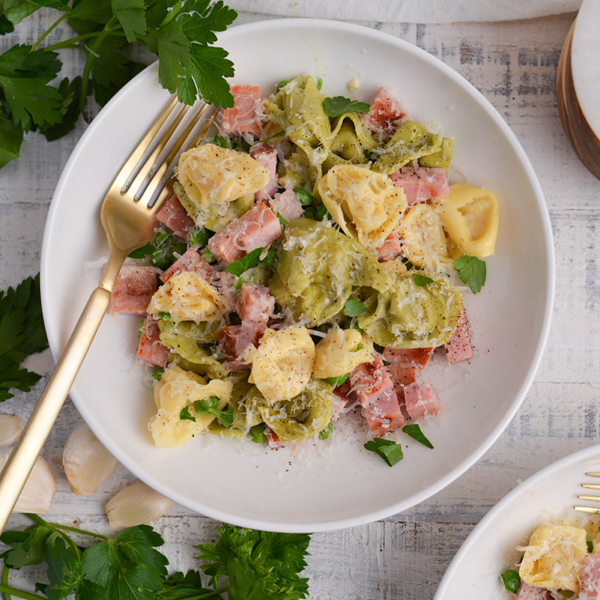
[342,298,367,317]
[40,76,83,141]
[412,273,434,287]
[224,247,264,277]
[45,531,82,599]
[179,0,237,45]
[194,398,232,428]
[453,254,487,294]
[249,424,266,444]
[364,438,404,467]
[323,96,370,118]
[112,0,146,43]
[402,424,434,449]
[0,110,23,169]
[196,524,310,600]
[156,20,191,93]
[180,406,196,422]
[0,14,15,35]
[0,525,52,568]
[0,45,63,131]
[254,130,285,144]
[276,212,289,226]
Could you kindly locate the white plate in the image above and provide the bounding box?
[41,19,554,533]
[434,445,600,599]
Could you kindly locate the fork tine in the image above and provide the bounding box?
[575,506,600,514]
[582,483,600,490]
[110,96,179,194]
[577,495,600,502]
[586,473,600,478]
[138,105,215,210]
[127,103,192,199]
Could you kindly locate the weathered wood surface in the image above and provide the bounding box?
[1,10,597,599]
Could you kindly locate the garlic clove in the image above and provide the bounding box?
[0,415,20,447]
[106,480,174,528]
[63,423,117,496]
[0,448,56,514]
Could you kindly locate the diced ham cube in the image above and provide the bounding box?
[216,322,264,371]
[386,365,416,400]
[350,356,404,436]
[404,380,441,421]
[208,202,282,265]
[332,381,351,422]
[137,316,169,368]
[250,144,279,201]
[266,427,283,449]
[515,582,552,600]
[444,307,473,364]
[156,193,195,239]
[217,85,264,140]
[160,248,216,283]
[579,554,600,600]
[238,283,275,326]
[376,231,403,262]
[389,167,450,206]
[270,189,304,221]
[108,266,158,315]
[362,87,406,141]
[382,347,434,370]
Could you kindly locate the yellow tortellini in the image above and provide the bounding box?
[519,525,587,592]
[257,379,334,443]
[150,365,233,448]
[269,218,394,326]
[434,183,499,258]
[378,258,408,276]
[317,165,407,252]
[178,143,269,208]
[148,272,225,324]
[357,272,463,349]
[398,203,452,272]
[313,327,374,379]
[245,326,316,403]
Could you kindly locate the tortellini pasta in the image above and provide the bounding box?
[150,365,233,447]
[257,379,334,443]
[245,326,316,403]
[313,327,374,379]
[357,272,463,348]
[317,165,407,251]
[434,183,499,258]
[398,203,452,272]
[419,137,454,171]
[269,218,394,326]
[148,272,225,324]
[519,524,587,592]
[178,143,269,208]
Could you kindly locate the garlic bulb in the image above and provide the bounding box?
[106,480,174,528]
[63,423,117,495]
[0,448,55,514]
[0,415,20,447]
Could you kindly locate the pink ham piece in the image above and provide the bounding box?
[266,427,283,449]
[404,380,441,421]
[270,189,304,221]
[136,316,169,368]
[156,193,195,239]
[160,248,216,283]
[108,266,158,315]
[250,144,278,201]
[389,167,450,206]
[350,356,404,436]
[579,554,600,600]
[238,283,275,326]
[331,381,351,422]
[376,231,403,262]
[362,87,407,141]
[444,307,473,364]
[207,202,282,265]
[217,85,264,140]
[383,348,434,399]
[216,322,264,372]
[515,582,552,600]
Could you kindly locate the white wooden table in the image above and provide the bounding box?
[0,10,595,599]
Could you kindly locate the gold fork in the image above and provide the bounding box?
[574,473,600,514]
[0,96,215,531]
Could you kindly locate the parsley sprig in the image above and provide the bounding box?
[0,514,312,600]
[0,274,49,401]
[0,0,238,169]
[453,255,487,294]
[323,96,370,118]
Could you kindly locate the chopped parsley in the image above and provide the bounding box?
[224,247,263,277]
[255,130,286,144]
[179,406,196,422]
[343,298,367,317]
[319,424,333,439]
[364,438,404,467]
[277,212,289,226]
[412,273,434,287]
[500,570,521,593]
[453,255,487,294]
[249,424,267,444]
[402,424,434,449]
[194,397,233,428]
[324,96,371,117]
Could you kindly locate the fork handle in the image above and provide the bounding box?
[0,255,123,531]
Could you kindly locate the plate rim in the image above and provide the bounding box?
[432,443,600,599]
[40,18,556,532]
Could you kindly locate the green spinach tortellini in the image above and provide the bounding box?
[356,272,463,348]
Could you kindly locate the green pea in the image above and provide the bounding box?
[212,135,231,149]
[152,368,164,381]
[249,424,267,444]
[500,570,520,593]
[128,242,154,259]
[260,247,278,268]
[202,248,217,263]
[315,204,329,221]
[276,79,290,92]
[188,228,210,247]
[158,312,171,321]
[295,187,314,206]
